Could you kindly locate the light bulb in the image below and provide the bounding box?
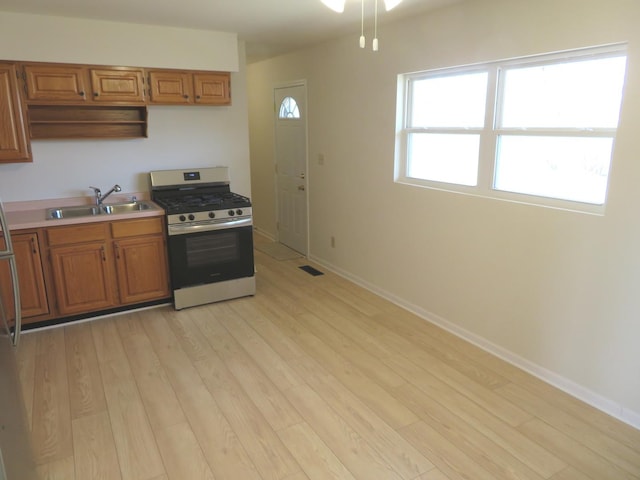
[359,35,365,48]
[372,38,379,51]
[321,0,345,13]
[383,0,402,10]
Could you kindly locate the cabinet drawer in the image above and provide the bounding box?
[47,222,109,246]
[111,217,164,238]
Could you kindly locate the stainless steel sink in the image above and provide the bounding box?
[46,201,154,220]
[101,202,152,215]
[47,205,102,219]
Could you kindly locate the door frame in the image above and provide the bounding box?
[273,80,310,255]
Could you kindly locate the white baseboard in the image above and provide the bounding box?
[253,226,276,242]
[308,254,640,431]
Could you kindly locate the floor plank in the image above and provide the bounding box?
[278,422,357,480]
[71,411,122,480]
[286,383,406,480]
[518,418,639,480]
[35,455,76,480]
[499,382,640,476]
[31,328,73,464]
[65,323,107,419]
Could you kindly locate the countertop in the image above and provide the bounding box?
[2,192,165,231]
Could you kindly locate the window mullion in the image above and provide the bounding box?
[477,66,499,194]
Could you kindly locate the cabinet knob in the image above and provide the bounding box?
[79,91,85,97]
[94,92,99,97]
[196,95,201,100]
[183,94,189,99]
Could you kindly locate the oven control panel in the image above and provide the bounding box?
[167,207,252,225]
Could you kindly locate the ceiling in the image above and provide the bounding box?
[0,0,461,63]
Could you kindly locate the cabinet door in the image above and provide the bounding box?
[0,233,50,324]
[23,64,89,103]
[90,68,146,103]
[0,64,30,163]
[114,235,170,305]
[193,73,231,105]
[148,71,193,104]
[49,241,118,316]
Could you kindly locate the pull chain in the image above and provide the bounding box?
[359,0,365,48]
[372,0,379,51]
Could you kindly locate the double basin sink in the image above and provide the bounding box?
[47,201,155,220]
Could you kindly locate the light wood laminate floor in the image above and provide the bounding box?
[18,237,640,480]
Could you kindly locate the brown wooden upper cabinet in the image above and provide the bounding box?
[0,63,31,163]
[148,70,231,105]
[23,64,146,104]
[90,68,146,103]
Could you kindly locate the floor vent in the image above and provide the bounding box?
[299,265,324,276]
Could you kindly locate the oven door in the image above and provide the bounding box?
[167,223,254,289]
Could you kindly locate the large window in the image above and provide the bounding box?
[396,45,628,212]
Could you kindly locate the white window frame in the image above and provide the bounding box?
[395,44,628,214]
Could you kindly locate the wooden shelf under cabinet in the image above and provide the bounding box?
[28,105,148,139]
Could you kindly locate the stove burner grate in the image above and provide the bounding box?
[153,192,251,214]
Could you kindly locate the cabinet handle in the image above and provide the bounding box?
[101,246,106,261]
[30,237,37,254]
[114,244,120,260]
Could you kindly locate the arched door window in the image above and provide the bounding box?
[278,96,300,119]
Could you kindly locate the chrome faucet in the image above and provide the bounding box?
[89,184,121,205]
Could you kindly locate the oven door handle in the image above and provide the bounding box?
[168,217,253,235]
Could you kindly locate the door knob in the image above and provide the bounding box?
[298,185,305,191]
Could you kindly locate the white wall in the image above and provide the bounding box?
[247,0,640,426]
[0,12,251,200]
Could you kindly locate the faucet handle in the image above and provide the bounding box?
[89,186,101,195]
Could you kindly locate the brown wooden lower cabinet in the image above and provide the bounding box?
[0,231,50,325]
[112,218,170,305]
[49,240,118,316]
[44,216,170,320]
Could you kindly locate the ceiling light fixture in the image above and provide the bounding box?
[321,0,403,51]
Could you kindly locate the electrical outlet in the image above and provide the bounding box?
[331,236,335,248]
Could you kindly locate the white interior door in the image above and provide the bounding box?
[275,83,308,255]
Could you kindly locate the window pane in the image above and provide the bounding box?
[410,72,488,128]
[408,133,479,186]
[494,135,614,204]
[279,96,300,119]
[500,56,627,129]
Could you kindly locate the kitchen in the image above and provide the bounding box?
[2,0,640,478]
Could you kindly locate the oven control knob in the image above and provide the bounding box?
[208,212,216,218]
[228,210,235,216]
[179,215,186,222]
[188,214,195,221]
[236,209,243,216]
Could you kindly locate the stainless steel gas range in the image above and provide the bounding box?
[150,167,255,310]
